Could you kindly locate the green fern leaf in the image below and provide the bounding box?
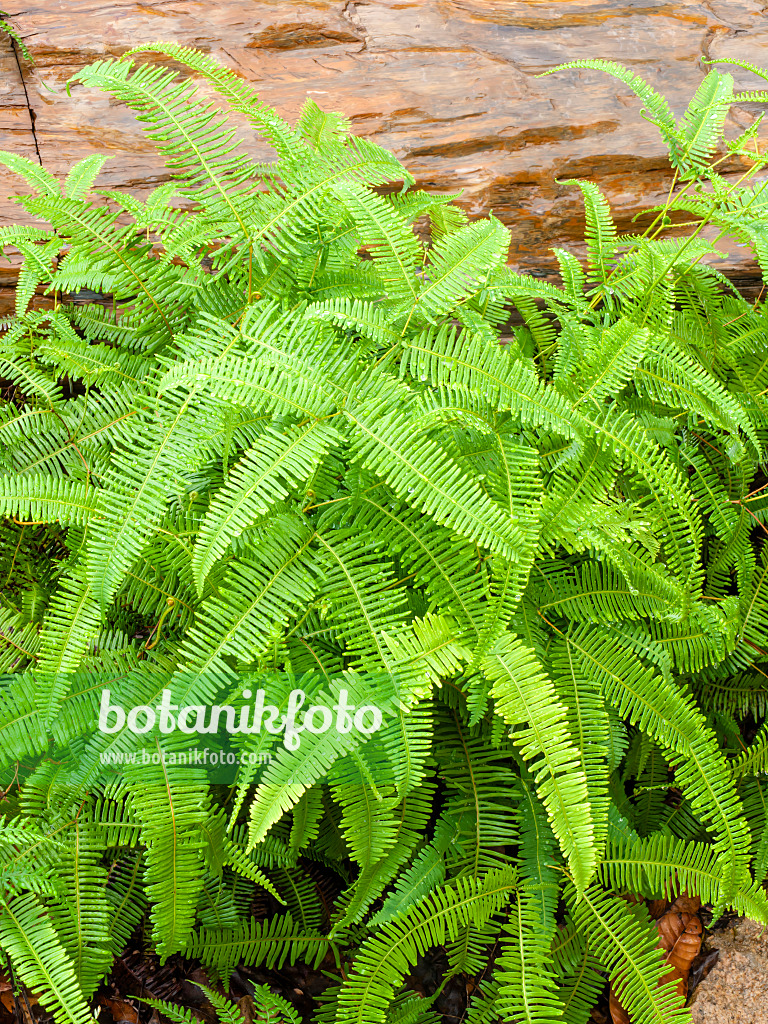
[480,634,594,891]
[0,893,94,1024]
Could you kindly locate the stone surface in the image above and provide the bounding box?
[2,1,768,297]
[690,917,768,1023]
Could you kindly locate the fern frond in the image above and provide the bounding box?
[407,216,510,323]
[598,834,768,922]
[565,180,617,283]
[0,475,99,528]
[675,69,733,174]
[401,324,580,438]
[192,421,341,591]
[565,624,751,899]
[566,884,689,1024]
[0,893,94,1024]
[182,912,328,980]
[35,567,101,715]
[0,150,61,197]
[542,60,681,160]
[70,57,259,233]
[481,634,593,891]
[126,767,210,960]
[46,821,112,998]
[343,385,525,561]
[243,674,396,850]
[494,777,563,1024]
[123,43,305,158]
[335,867,517,1024]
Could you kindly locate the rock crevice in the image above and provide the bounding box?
[7,34,42,165]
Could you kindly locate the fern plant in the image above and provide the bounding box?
[140,980,302,1024]
[1,46,768,1024]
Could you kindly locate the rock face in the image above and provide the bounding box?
[2,0,768,310]
[690,918,768,1023]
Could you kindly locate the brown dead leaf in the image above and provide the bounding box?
[658,962,687,1002]
[668,894,701,917]
[608,985,631,1024]
[236,995,255,1024]
[102,996,140,1024]
[0,972,11,1016]
[647,899,668,920]
[658,909,702,980]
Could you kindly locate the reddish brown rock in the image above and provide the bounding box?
[1,0,768,299]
